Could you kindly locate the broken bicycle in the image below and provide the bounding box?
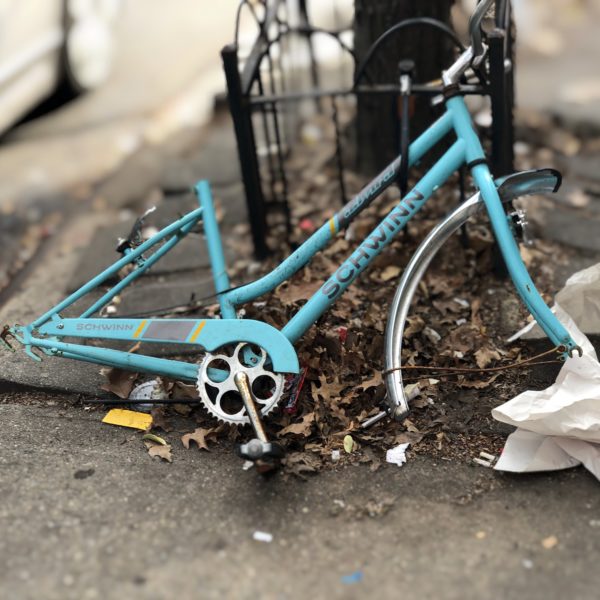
[1,0,581,469]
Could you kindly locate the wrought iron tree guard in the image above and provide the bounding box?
[221,0,515,259]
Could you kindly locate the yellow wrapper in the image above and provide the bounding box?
[102,408,152,431]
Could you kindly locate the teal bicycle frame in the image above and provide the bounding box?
[4,95,578,386]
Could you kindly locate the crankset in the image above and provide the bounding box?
[197,343,286,471]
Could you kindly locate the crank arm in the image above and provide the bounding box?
[234,371,285,471]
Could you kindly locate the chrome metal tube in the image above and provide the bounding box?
[234,371,268,442]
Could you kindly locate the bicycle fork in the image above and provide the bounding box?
[448,96,579,356]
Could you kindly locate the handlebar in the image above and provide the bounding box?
[469,0,495,67]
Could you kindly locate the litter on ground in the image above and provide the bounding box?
[252,531,273,543]
[386,443,410,467]
[102,408,152,431]
[495,264,600,480]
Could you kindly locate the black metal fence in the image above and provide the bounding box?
[222,0,515,258]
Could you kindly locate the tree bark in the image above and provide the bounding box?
[354,0,456,175]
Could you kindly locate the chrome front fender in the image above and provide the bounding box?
[384,168,562,420]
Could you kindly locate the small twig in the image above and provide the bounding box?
[400,360,562,383]
[384,346,561,378]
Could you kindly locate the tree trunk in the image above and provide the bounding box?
[354,0,456,175]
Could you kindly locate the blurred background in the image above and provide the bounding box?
[0,0,239,204]
[0,0,597,214]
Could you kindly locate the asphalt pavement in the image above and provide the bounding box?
[2,400,599,600]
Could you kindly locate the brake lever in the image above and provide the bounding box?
[116,206,156,254]
[469,0,494,68]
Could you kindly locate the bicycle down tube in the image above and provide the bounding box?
[222,95,577,353]
[282,139,466,343]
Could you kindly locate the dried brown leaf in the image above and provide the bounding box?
[474,346,502,369]
[402,418,421,433]
[100,368,138,399]
[439,323,482,356]
[403,316,425,338]
[394,431,425,445]
[173,381,199,399]
[147,443,172,463]
[380,265,401,282]
[457,373,501,389]
[277,280,323,305]
[181,427,217,451]
[279,412,315,437]
[150,407,173,432]
[284,451,321,477]
[358,371,382,390]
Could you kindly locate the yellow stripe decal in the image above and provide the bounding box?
[189,321,206,343]
[133,320,148,339]
[328,217,337,236]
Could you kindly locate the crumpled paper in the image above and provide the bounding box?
[508,262,600,341]
[386,443,410,467]
[493,264,600,480]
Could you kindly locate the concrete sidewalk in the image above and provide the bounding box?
[1,400,598,600]
[0,113,244,395]
[515,0,600,132]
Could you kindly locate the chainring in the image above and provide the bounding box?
[197,343,284,425]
